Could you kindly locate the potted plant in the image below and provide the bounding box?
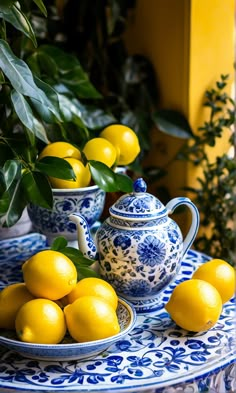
[177,75,236,265]
[0,0,137,233]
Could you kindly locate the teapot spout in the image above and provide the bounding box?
[69,213,97,260]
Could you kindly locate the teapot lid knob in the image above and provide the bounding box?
[133,178,147,193]
[109,177,167,220]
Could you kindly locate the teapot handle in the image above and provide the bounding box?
[166,197,200,257]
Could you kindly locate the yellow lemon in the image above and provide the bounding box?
[15,298,66,344]
[165,279,222,332]
[39,141,81,160]
[67,277,118,310]
[64,295,120,342]
[49,157,91,188]
[83,137,117,167]
[192,259,235,304]
[100,124,140,165]
[22,250,77,300]
[0,283,35,330]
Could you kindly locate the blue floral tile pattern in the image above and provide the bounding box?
[27,186,106,243]
[0,245,235,392]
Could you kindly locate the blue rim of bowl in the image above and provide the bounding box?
[52,183,102,194]
[0,297,137,350]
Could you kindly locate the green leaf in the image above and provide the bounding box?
[0,169,6,196]
[58,94,89,137]
[89,161,117,192]
[26,52,41,76]
[58,246,99,280]
[0,0,16,6]
[32,0,47,16]
[71,99,116,130]
[89,161,133,192]
[61,67,102,99]
[0,1,17,11]
[76,266,100,280]
[0,70,5,83]
[36,156,76,180]
[0,40,60,121]
[114,172,133,192]
[51,236,68,250]
[21,170,53,208]
[0,4,37,46]
[11,89,49,143]
[3,159,21,190]
[0,18,6,40]
[1,175,27,227]
[59,247,95,267]
[0,40,39,96]
[31,76,61,123]
[36,51,58,78]
[152,109,193,139]
[38,45,101,99]
[0,191,10,216]
[38,45,79,71]
[50,239,101,278]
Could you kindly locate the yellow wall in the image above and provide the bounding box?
[125,0,235,197]
[188,0,235,184]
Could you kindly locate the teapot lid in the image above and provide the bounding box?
[109,178,167,220]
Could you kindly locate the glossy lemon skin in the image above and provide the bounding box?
[83,137,117,168]
[39,141,81,160]
[49,157,91,189]
[0,283,35,329]
[67,277,118,310]
[64,295,120,342]
[15,298,66,344]
[165,279,222,332]
[100,124,140,165]
[22,250,77,300]
[192,259,235,304]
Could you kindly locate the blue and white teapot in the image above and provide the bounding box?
[70,178,200,313]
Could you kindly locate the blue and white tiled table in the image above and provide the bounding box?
[0,233,235,393]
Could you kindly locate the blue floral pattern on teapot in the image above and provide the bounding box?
[70,178,200,313]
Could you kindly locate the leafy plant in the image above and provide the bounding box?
[178,75,235,265]
[53,0,193,186]
[0,0,133,227]
[51,236,99,280]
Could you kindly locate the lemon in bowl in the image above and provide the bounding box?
[0,297,136,361]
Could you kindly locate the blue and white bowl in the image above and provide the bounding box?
[0,297,136,361]
[27,184,106,245]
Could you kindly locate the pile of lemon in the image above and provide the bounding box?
[39,124,140,189]
[0,250,120,344]
[165,259,235,332]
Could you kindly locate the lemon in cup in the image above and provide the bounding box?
[39,141,81,160]
[100,124,140,165]
[83,137,117,168]
[48,157,91,189]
